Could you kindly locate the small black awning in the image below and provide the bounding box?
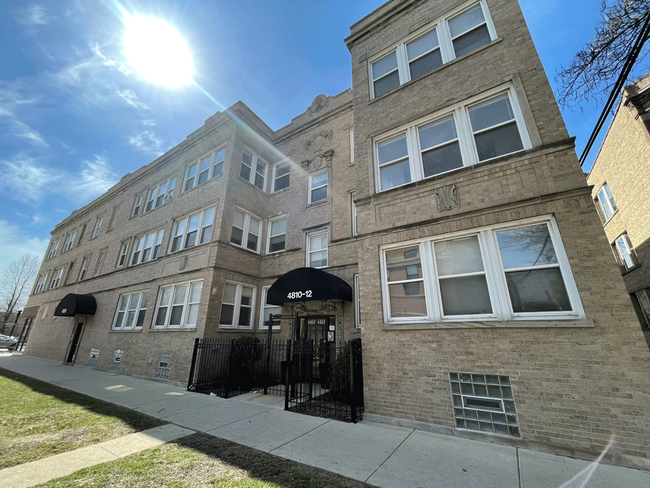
[54,294,97,317]
[267,267,352,305]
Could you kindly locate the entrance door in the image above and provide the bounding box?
[66,322,84,364]
[297,316,335,384]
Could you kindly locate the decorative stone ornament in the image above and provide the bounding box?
[307,94,330,115]
[435,185,460,212]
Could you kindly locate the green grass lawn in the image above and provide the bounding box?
[39,433,374,488]
[0,367,164,469]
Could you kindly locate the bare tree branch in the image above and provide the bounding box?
[556,0,650,109]
[1,254,41,328]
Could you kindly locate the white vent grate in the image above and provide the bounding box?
[449,372,519,437]
[155,353,172,379]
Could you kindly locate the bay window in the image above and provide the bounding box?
[240,148,267,190]
[273,162,290,192]
[220,282,256,328]
[184,148,225,191]
[169,207,215,253]
[145,177,177,212]
[267,216,287,253]
[374,87,531,191]
[112,291,149,330]
[231,208,261,253]
[307,231,328,268]
[381,218,584,323]
[131,229,164,265]
[154,281,202,329]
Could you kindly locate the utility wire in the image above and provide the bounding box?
[579,10,650,166]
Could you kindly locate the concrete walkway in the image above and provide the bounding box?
[2,355,649,488]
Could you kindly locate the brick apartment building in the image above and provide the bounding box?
[587,72,650,347]
[19,0,650,468]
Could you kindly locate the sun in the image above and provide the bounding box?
[124,15,193,87]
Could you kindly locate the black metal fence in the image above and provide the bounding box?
[187,336,364,423]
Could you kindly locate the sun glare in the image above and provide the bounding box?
[124,15,193,87]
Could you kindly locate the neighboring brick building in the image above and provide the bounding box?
[20,0,650,469]
[587,73,650,346]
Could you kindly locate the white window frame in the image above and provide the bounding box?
[184,147,225,192]
[596,183,617,222]
[34,273,48,294]
[78,257,90,281]
[373,85,531,192]
[350,129,355,164]
[169,206,215,253]
[62,231,77,252]
[130,228,164,266]
[49,267,64,289]
[153,280,203,329]
[145,176,177,213]
[308,169,329,204]
[116,241,129,267]
[219,281,256,329]
[112,291,150,330]
[307,230,328,269]
[368,0,497,99]
[259,286,281,330]
[230,207,262,253]
[240,148,267,190]
[272,161,291,193]
[266,215,287,254]
[350,192,358,236]
[615,233,637,271]
[380,216,585,324]
[46,241,60,260]
[131,195,143,217]
[91,216,103,239]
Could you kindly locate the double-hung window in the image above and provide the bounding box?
[78,257,90,281]
[112,291,149,330]
[34,274,48,294]
[46,241,60,260]
[145,177,177,212]
[596,183,617,222]
[369,1,496,99]
[154,281,203,329]
[49,267,64,289]
[381,218,584,323]
[240,148,267,190]
[170,207,215,252]
[62,231,77,252]
[131,195,143,217]
[91,216,103,239]
[307,231,328,268]
[260,286,281,330]
[131,229,164,265]
[614,233,637,270]
[273,162,290,192]
[116,241,129,267]
[220,282,256,328]
[267,216,287,253]
[184,148,225,191]
[231,208,261,253]
[309,170,328,204]
[375,87,530,191]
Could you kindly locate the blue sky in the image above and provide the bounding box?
[0,0,621,273]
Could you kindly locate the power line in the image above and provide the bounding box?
[579,10,650,166]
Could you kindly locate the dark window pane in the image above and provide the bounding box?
[403,282,421,296]
[247,233,258,251]
[496,225,558,269]
[373,52,397,79]
[474,123,523,161]
[439,275,492,315]
[378,134,408,164]
[311,186,327,203]
[380,160,411,190]
[453,25,491,57]
[409,49,443,80]
[374,71,400,98]
[185,231,197,248]
[505,268,571,312]
[155,307,167,326]
[136,310,146,328]
[274,174,289,191]
[220,304,234,325]
[240,164,251,181]
[212,162,222,178]
[238,307,251,326]
[231,227,243,246]
[170,305,183,325]
[198,170,209,185]
[269,235,285,252]
[200,225,212,244]
[422,142,463,177]
[254,173,264,189]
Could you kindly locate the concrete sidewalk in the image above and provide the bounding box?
[2,355,649,488]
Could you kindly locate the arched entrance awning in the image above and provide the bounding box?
[267,267,352,305]
[54,294,97,317]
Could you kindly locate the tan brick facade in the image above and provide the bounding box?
[20,0,650,469]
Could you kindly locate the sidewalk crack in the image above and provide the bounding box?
[364,428,415,483]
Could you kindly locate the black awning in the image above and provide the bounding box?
[54,294,97,317]
[267,267,352,305]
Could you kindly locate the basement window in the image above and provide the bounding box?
[450,372,519,436]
